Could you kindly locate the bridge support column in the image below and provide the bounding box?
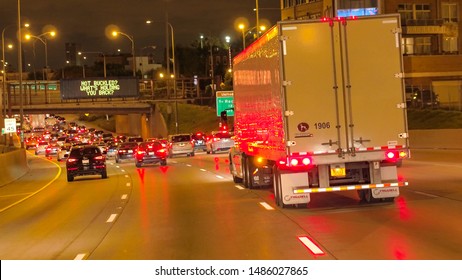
[148,106,168,139]
[114,105,168,139]
[115,114,141,136]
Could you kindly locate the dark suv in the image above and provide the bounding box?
[135,141,168,167]
[66,145,107,182]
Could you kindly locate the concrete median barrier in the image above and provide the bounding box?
[0,148,29,187]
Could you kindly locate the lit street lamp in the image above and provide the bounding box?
[238,24,266,50]
[25,31,56,80]
[112,31,136,77]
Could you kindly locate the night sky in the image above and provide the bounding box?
[1,0,281,69]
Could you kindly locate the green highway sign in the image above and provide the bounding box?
[216,91,234,117]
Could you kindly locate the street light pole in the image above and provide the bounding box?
[112,31,136,77]
[255,0,260,39]
[239,24,246,50]
[147,16,178,132]
[2,27,13,119]
[17,0,24,148]
[168,21,178,133]
[25,31,55,80]
[225,36,232,71]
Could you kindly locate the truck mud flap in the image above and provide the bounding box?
[274,167,310,207]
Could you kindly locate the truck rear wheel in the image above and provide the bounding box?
[273,166,284,207]
[243,156,255,189]
[361,189,377,203]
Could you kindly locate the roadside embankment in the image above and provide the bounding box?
[409,129,462,150]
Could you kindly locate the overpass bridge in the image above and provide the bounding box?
[2,78,215,138]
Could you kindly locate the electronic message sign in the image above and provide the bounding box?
[60,78,139,99]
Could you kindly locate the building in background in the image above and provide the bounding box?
[280,0,462,109]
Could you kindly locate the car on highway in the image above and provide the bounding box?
[35,140,49,155]
[115,142,138,163]
[102,132,114,143]
[57,143,72,162]
[93,141,108,155]
[192,132,207,152]
[135,141,168,167]
[206,131,234,154]
[167,134,195,157]
[106,142,118,158]
[127,136,143,143]
[66,145,107,182]
[45,143,60,157]
[25,137,39,150]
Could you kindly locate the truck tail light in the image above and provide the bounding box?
[278,155,313,170]
[289,157,312,167]
[385,150,408,162]
[386,151,397,160]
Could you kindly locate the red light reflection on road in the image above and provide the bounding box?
[159,166,169,173]
[388,235,409,260]
[136,168,145,183]
[396,197,411,220]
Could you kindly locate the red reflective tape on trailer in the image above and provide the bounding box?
[294,182,408,194]
[298,236,325,256]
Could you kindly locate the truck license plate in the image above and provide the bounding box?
[330,164,346,177]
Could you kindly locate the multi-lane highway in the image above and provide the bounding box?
[0,149,461,260]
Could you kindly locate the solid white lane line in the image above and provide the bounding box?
[259,202,274,210]
[298,236,325,255]
[235,185,245,190]
[121,194,128,200]
[74,253,86,260]
[413,191,439,198]
[106,214,117,223]
[216,175,224,179]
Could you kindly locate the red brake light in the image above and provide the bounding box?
[94,155,104,160]
[137,150,145,155]
[302,157,311,165]
[68,158,78,162]
[386,151,398,160]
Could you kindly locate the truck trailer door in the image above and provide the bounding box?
[279,15,408,156]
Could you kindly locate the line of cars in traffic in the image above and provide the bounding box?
[26,116,235,182]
